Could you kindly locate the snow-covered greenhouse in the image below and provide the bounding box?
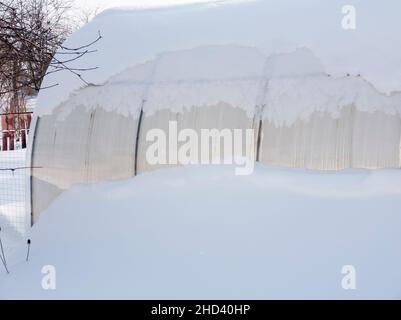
[28,0,401,223]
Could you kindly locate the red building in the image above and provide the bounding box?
[1,112,32,151]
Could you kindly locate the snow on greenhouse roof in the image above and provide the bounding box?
[36,0,401,117]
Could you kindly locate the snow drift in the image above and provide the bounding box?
[2,165,401,299]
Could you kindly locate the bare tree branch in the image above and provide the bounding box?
[0,0,101,113]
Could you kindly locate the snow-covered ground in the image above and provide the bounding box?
[1,164,400,299]
[0,149,28,255]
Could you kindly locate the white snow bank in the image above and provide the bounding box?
[0,149,29,255]
[37,0,401,118]
[1,165,401,299]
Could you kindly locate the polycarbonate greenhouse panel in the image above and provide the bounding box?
[30,99,401,223]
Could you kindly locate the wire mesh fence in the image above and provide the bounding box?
[0,112,32,252]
